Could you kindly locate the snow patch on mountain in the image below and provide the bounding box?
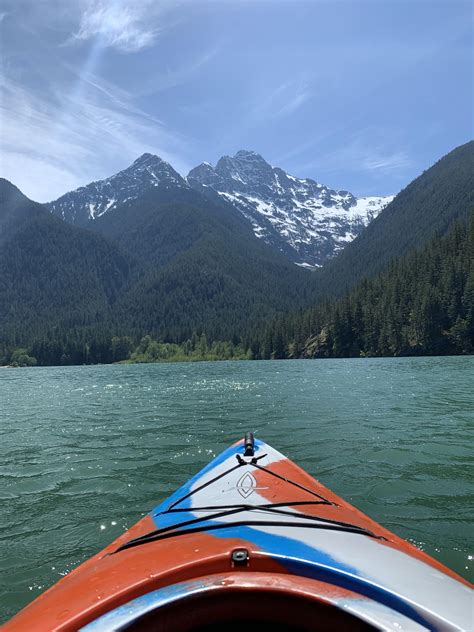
[188,151,393,267]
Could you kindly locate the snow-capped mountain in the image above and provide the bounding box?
[47,150,393,268]
[188,150,394,267]
[47,153,186,227]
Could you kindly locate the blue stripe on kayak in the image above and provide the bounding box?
[150,445,242,527]
[198,522,435,629]
[273,553,435,630]
[207,524,435,629]
[149,439,267,528]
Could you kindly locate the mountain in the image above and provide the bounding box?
[47,154,186,227]
[0,179,132,346]
[188,150,393,267]
[316,140,474,297]
[47,151,391,268]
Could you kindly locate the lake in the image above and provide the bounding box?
[1,357,473,622]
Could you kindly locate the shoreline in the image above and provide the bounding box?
[1,353,473,369]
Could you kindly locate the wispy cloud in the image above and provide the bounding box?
[295,127,413,180]
[0,70,189,202]
[135,47,220,96]
[251,80,312,121]
[362,152,412,172]
[275,90,311,118]
[0,0,206,201]
[73,0,173,52]
[281,126,414,196]
[65,63,165,126]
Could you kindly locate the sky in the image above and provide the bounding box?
[0,0,472,202]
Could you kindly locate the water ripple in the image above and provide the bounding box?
[0,357,473,622]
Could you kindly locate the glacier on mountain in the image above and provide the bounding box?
[188,150,393,267]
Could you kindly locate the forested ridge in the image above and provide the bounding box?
[0,180,134,351]
[315,141,474,297]
[252,214,474,359]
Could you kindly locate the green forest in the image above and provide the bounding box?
[2,213,472,366]
[252,215,474,359]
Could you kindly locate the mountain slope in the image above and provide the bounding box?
[47,154,186,227]
[0,179,46,245]
[90,185,255,267]
[316,140,474,297]
[89,184,318,340]
[111,242,307,341]
[4,141,472,364]
[0,180,132,345]
[188,150,393,267]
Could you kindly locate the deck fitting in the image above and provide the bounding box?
[231,548,249,567]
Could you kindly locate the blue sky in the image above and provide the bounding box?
[0,0,472,202]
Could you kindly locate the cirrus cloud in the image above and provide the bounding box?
[74,0,168,52]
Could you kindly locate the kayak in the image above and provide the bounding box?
[4,434,472,631]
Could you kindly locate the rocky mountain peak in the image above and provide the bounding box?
[47,154,186,226]
[187,162,222,188]
[214,151,274,192]
[132,152,155,164]
[187,150,394,267]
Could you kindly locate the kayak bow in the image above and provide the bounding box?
[4,434,472,631]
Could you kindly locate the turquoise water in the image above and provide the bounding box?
[1,357,473,622]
